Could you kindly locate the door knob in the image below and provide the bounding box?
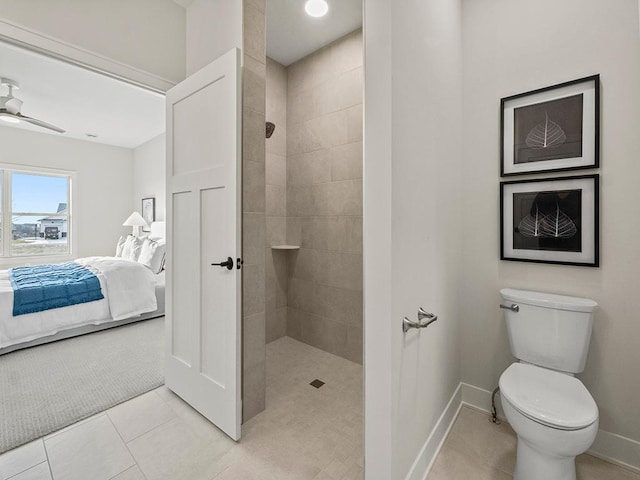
[211,257,234,270]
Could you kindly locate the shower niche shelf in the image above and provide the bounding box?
[271,245,300,250]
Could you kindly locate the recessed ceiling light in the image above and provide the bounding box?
[305,0,328,17]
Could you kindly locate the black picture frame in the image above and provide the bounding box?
[141,197,155,232]
[500,175,599,267]
[501,75,599,176]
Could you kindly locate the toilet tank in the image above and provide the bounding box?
[500,288,597,373]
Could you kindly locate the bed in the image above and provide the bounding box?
[0,222,166,355]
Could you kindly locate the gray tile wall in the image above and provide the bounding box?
[265,58,288,343]
[242,0,266,421]
[285,30,363,364]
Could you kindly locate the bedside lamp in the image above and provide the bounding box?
[123,211,148,237]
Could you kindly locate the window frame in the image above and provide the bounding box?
[0,163,76,265]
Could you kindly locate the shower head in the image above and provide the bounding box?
[266,121,275,139]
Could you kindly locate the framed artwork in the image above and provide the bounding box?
[501,75,599,176]
[141,197,155,232]
[500,175,599,267]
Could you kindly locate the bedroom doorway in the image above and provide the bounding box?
[0,37,167,453]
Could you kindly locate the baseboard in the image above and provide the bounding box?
[461,382,640,474]
[404,384,462,480]
[590,430,640,474]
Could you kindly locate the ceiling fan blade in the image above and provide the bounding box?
[15,113,66,133]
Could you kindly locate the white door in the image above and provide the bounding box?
[165,48,242,441]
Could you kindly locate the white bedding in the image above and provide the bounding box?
[0,256,158,349]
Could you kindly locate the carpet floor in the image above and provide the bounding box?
[0,317,164,453]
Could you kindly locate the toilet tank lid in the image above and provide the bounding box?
[500,288,597,313]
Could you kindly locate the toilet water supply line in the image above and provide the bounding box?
[490,387,501,424]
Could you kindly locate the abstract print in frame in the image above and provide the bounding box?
[501,175,599,267]
[501,75,599,176]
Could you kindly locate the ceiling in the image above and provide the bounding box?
[0,1,361,149]
[266,0,362,66]
[0,41,165,149]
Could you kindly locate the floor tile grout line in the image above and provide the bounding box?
[42,438,55,480]
[4,458,49,480]
[108,464,145,480]
[105,389,177,445]
[104,413,147,480]
[43,412,107,442]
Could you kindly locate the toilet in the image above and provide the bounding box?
[498,288,599,480]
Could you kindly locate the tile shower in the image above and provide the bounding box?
[265,29,363,365]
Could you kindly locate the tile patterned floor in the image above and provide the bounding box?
[0,336,363,480]
[427,405,640,480]
[4,338,634,480]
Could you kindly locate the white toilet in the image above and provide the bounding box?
[498,288,599,480]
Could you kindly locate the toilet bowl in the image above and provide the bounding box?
[499,363,599,480]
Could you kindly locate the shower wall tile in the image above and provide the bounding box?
[266,153,286,186]
[286,217,302,246]
[327,216,363,253]
[266,307,287,344]
[265,57,288,347]
[266,184,286,216]
[347,104,363,143]
[243,213,265,265]
[327,180,362,216]
[266,216,286,246]
[266,59,287,127]
[330,142,362,181]
[243,2,265,64]
[242,360,265,421]
[243,108,266,164]
[285,29,363,364]
[286,307,302,339]
[242,0,266,422]
[292,149,332,185]
[346,325,363,364]
[265,124,286,155]
[330,30,363,74]
[243,263,266,317]
[244,0,264,14]
[243,159,265,214]
[244,55,266,116]
[244,312,266,370]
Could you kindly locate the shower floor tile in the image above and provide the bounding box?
[427,406,640,480]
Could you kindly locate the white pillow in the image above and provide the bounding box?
[115,235,128,257]
[121,235,144,262]
[138,237,166,274]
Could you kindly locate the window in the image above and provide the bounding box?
[0,167,72,259]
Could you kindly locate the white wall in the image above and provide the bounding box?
[0,0,186,84]
[365,0,464,478]
[461,0,640,450]
[133,134,166,222]
[0,126,133,264]
[186,0,242,75]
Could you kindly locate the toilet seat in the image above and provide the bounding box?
[499,363,598,431]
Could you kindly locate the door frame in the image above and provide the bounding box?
[0,19,175,94]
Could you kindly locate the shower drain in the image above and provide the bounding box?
[309,379,325,388]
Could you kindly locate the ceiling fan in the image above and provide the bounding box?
[0,78,65,133]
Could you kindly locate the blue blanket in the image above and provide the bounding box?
[10,262,104,316]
